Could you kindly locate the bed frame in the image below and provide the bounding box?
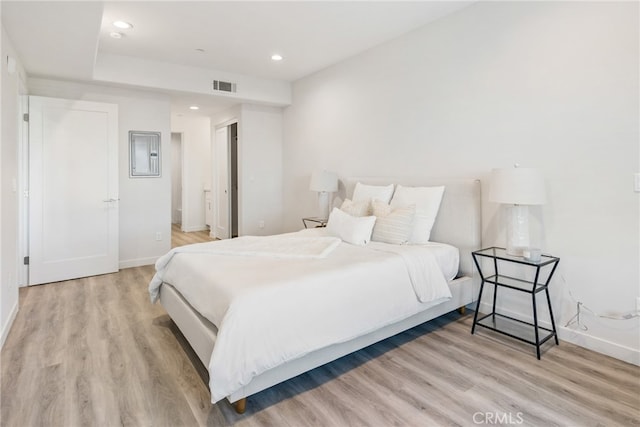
[159,177,482,413]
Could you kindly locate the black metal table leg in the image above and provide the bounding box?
[544,262,561,346]
[545,288,559,345]
[532,291,540,360]
[471,252,485,335]
[471,279,485,334]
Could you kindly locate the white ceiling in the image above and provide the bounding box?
[2,1,473,114]
[2,1,104,80]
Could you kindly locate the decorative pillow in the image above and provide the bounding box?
[371,201,416,245]
[390,185,445,244]
[325,207,376,246]
[340,198,371,217]
[352,182,395,204]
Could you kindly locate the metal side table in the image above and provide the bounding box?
[471,247,560,359]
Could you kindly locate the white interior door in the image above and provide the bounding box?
[29,96,119,285]
[215,126,230,239]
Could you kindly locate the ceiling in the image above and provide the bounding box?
[2,1,473,115]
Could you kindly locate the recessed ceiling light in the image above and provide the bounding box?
[110,32,123,39]
[271,54,283,61]
[189,105,199,110]
[113,21,133,30]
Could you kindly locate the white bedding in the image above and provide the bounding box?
[149,234,342,303]
[149,230,458,403]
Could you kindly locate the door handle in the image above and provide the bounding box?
[103,198,120,203]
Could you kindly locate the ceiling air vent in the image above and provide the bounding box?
[213,80,237,93]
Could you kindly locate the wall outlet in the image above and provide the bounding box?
[635,173,640,192]
[258,220,265,229]
[636,297,640,312]
[155,232,162,241]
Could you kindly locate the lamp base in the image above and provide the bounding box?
[317,192,331,219]
[506,205,529,257]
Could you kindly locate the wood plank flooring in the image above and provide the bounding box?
[1,228,638,426]
[171,223,215,248]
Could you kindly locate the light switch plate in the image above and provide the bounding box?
[635,173,640,193]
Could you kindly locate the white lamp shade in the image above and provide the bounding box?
[489,167,547,205]
[309,170,338,193]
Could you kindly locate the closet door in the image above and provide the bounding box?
[29,96,119,285]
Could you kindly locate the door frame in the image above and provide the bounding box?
[17,75,29,286]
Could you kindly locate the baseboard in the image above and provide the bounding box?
[1,300,19,349]
[476,301,639,366]
[119,256,159,269]
[557,326,639,366]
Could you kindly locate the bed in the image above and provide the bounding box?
[151,177,481,413]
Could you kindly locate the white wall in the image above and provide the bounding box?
[28,78,172,269]
[0,22,25,346]
[211,103,284,237]
[171,115,211,232]
[239,104,284,236]
[283,2,639,363]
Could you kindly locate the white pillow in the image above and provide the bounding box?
[340,198,371,217]
[352,182,395,204]
[371,200,416,245]
[390,185,445,244]
[325,207,376,246]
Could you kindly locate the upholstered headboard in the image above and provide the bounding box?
[341,177,482,278]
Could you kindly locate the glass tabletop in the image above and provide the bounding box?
[472,247,559,266]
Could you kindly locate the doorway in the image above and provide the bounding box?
[213,121,238,239]
[229,123,238,238]
[28,96,119,285]
[171,132,183,227]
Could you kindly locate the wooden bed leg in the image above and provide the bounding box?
[457,306,466,315]
[233,398,247,414]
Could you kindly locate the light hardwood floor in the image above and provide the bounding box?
[1,229,638,426]
[171,223,215,248]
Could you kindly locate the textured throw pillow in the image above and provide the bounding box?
[325,208,376,246]
[390,185,445,243]
[371,200,416,244]
[340,198,371,217]
[352,183,395,204]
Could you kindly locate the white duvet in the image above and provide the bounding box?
[149,230,454,402]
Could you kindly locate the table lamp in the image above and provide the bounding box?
[309,170,338,219]
[489,166,547,256]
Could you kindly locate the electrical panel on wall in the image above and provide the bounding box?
[213,80,237,93]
